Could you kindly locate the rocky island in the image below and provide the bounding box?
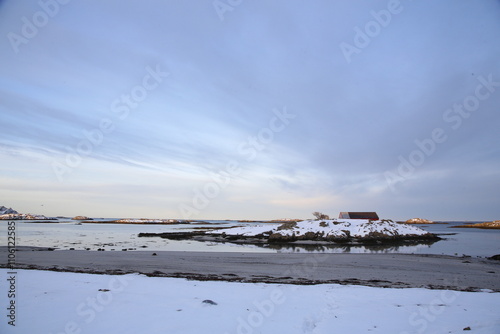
[453,220,500,229]
[404,218,434,224]
[72,216,93,220]
[139,218,441,245]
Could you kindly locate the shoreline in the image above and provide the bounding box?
[2,248,499,292]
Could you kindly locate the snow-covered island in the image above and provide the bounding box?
[216,219,437,242]
[139,219,440,245]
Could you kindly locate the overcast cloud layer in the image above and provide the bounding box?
[1,0,499,220]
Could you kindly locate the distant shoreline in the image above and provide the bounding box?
[451,221,500,230]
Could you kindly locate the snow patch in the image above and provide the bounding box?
[215,219,430,238]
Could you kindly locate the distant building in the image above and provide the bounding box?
[338,212,379,220]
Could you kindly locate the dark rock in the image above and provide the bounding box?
[488,254,500,261]
[277,221,297,230]
[202,299,217,305]
[463,326,471,331]
[302,231,319,240]
[268,233,295,242]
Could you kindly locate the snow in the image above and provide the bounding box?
[1,269,499,334]
[215,219,429,238]
[217,224,281,236]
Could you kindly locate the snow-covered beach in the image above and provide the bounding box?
[1,268,499,334]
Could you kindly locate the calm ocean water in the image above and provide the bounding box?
[3,219,499,257]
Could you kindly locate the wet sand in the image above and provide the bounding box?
[2,248,499,291]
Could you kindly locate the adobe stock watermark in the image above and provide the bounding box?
[339,0,408,64]
[49,274,135,334]
[7,0,72,54]
[213,0,243,21]
[227,288,285,334]
[178,107,295,219]
[6,221,17,327]
[400,279,461,334]
[51,64,169,182]
[226,252,333,334]
[385,74,498,191]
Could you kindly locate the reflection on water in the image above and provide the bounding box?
[2,219,499,256]
[251,239,440,254]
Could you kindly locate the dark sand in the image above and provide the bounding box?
[2,248,499,291]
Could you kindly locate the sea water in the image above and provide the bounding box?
[2,220,499,257]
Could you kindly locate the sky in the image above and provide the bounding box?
[0,0,499,220]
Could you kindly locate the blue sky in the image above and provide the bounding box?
[1,0,499,220]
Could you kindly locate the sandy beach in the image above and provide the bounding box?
[3,248,499,291]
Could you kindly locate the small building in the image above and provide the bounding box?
[338,212,379,220]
